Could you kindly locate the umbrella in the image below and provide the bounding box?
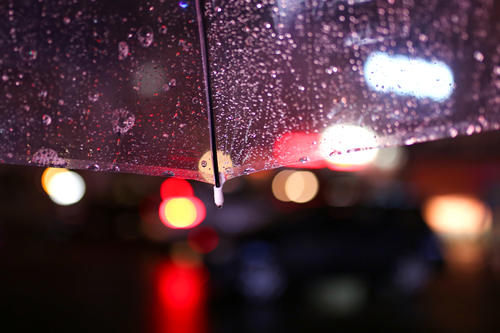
[1,0,499,206]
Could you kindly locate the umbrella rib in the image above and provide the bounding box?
[195,0,221,189]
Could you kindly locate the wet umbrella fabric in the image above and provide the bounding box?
[1,0,499,187]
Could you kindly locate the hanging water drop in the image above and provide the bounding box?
[162,170,175,177]
[137,26,154,47]
[118,41,129,60]
[42,114,51,126]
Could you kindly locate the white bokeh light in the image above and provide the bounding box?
[45,170,86,206]
[364,52,454,101]
[320,124,379,171]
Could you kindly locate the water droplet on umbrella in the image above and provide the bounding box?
[31,148,66,167]
[299,156,309,163]
[87,163,100,171]
[19,46,37,61]
[88,92,99,102]
[449,128,458,138]
[473,51,484,62]
[162,170,175,177]
[42,114,51,126]
[137,26,154,47]
[118,41,129,60]
[201,160,207,167]
[111,108,135,134]
[159,25,168,34]
[243,167,256,175]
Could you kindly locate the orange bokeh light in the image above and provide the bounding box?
[423,194,492,239]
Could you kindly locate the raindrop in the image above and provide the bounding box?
[42,114,51,126]
[473,51,484,62]
[137,26,154,47]
[298,85,305,91]
[1,75,8,81]
[19,46,37,61]
[31,148,66,167]
[299,156,309,163]
[110,165,120,172]
[159,25,168,34]
[87,163,100,171]
[63,17,71,24]
[39,90,48,99]
[179,1,189,9]
[201,160,207,167]
[243,167,256,175]
[111,108,135,134]
[162,170,175,177]
[169,78,177,87]
[325,66,338,74]
[88,92,100,102]
[118,41,129,60]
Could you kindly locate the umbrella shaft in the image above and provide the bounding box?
[195,0,221,189]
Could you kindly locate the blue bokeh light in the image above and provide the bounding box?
[179,1,189,9]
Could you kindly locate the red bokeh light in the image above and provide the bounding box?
[273,132,326,169]
[188,227,219,253]
[160,178,194,200]
[154,261,208,333]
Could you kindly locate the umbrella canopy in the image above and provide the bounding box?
[1,0,499,185]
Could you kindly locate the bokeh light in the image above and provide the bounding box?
[272,170,319,203]
[42,168,85,206]
[320,124,379,172]
[273,132,325,168]
[372,146,407,172]
[271,170,294,202]
[159,197,206,229]
[160,178,194,200]
[188,227,219,254]
[284,171,319,203]
[198,150,233,183]
[423,194,492,239]
[364,52,454,101]
[154,260,207,333]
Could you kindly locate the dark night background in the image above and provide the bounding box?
[1,131,500,333]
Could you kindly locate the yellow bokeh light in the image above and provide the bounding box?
[285,171,319,203]
[423,194,492,239]
[164,198,197,228]
[198,150,233,183]
[272,170,294,202]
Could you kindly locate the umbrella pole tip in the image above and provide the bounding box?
[214,185,224,208]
